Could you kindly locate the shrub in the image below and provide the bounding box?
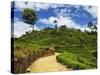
[13,46,54,73]
[56,52,96,70]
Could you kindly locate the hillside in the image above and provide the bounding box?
[12,26,97,73]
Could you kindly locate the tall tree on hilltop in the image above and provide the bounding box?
[22,8,38,31]
[53,19,58,30]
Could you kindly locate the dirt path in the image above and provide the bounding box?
[28,52,70,73]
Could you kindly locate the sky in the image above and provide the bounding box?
[11,1,97,37]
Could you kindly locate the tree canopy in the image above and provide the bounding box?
[22,8,38,25]
[54,19,58,30]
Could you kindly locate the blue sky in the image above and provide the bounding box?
[11,1,97,37]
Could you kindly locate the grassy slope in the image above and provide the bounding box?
[13,27,97,72]
[57,52,96,70]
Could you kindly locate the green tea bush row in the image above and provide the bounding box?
[56,52,96,70]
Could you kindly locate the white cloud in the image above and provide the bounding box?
[14,17,19,22]
[13,21,40,37]
[57,16,76,28]
[39,18,50,25]
[59,9,67,16]
[56,16,92,32]
[39,16,90,32]
[39,16,77,28]
[34,25,40,31]
[54,8,59,13]
[49,17,58,24]
[14,1,67,12]
[54,8,72,17]
[39,17,58,25]
[54,5,79,16]
[14,1,58,11]
[33,3,53,11]
[14,1,97,18]
[14,2,97,33]
[74,25,91,32]
[14,2,33,11]
[54,5,97,18]
[83,6,97,18]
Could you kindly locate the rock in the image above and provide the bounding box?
[26,68,31,72]
[14,58,17,62]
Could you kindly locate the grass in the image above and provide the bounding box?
[12,27,97,73]
[12,38,55,73]
[56,52,97,70]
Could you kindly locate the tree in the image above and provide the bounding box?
[94,25,97,30]
[59,25,67,31]
[88,21,93,29]
[88,21,97,32]
[53,19,57,30]
[22,8,38,30]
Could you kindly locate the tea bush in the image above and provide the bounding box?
[56,52,96,70]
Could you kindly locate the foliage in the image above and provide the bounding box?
[88,21,97,31]
[13,25,97,73]
[13,38,54,73]
[53,19,58,30]
[22,8,38,25]
[56,52,96,70]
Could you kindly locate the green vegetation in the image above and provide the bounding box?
[13,38,54,73]
[22,8,38,25]
[12,25,97,73]
[12,8,97,73]
[57,52,96,70]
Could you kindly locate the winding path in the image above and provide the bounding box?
[28,53,71,73]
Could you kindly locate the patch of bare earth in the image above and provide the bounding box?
[27,52,71,72]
